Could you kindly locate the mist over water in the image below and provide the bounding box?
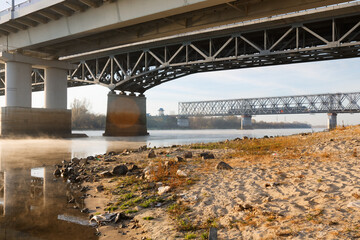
[0,128,322,239]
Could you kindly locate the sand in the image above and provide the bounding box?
[78,126,360,239]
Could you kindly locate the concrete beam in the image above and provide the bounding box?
[0,0,66,24]
[0,52,75,69]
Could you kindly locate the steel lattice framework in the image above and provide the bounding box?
[1,3,360,95]
[178,92,360,116]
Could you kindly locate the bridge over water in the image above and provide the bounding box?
[178,92,360,129]
[0,0,359,136]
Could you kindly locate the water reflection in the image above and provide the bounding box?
[0,142,98,240]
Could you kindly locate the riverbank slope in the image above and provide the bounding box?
[60,125,360,239]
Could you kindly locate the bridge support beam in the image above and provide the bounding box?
[104,91,148,136]
[327,113,337,130]
[241,115,252,130]
[44,67,68,109]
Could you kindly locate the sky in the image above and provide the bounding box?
[0,1,359,127]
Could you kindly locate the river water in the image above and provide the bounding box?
[0,128,323,239]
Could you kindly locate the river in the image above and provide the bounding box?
[0,128,323,239]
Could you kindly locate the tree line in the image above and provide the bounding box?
[70,99,311,130]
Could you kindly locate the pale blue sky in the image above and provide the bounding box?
[0,1,359,126]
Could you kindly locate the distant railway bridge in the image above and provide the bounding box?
[178,92,360,129]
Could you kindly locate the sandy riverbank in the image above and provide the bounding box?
[57,125,360,239]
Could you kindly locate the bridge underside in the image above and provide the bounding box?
[0,2,360,135]
[0,3,360,95]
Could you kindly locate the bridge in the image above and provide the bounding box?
[178,92,360,129]
[0,0,359,136]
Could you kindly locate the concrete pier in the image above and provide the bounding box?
[327,113,337,130]
[0,52,74,137]
[0,107,71,137]
[241,115,252,130]
[44,67,68,109]
[104,91,148,136]
[5,61,32,108]
[177,117,190,128]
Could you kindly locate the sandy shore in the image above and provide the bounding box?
[58,126,360,239]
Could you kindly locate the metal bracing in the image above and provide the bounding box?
[178,92,360,116]
[1,7,360,95]
[64,11,360,94]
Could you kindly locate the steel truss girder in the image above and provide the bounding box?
[66,12,360,94]
[178,92,360,116]
[1,11,360,94]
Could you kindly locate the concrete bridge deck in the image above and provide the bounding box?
[0,0,354,59]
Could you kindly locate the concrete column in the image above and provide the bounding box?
[104,91,148,136]
[45,67,68,109]
[5,61,32,107]
[327,113,337,130]
[241,115,252,129]
[177,117,190,128]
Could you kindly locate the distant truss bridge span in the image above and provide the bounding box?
[178,92,360,117]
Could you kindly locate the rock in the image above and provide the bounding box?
[347,200,360,209]
[71,158,80,165]
[148,150,156,158]
[176,170,187,177]
[164,160,176,169]
[138,145,147,152]
[158,186,171,195]
[112,165,128,176]
[79,159,88,166]
[99,171,113,178]
[114,212,132,223]
[61,169,69,178]
[53,168,61,176]
[215,161,233,170]
[81,208,89,213]
[243,136,249,140]
[244,204,253,210]
[107,151,116,156]
[80,186,89,192]
[87,156,95,160]
[96,185,104,192]
[184,151,192,158]
[175,156,185,162]
[200,152,215,159]
[234,137,241,141]
[128,164,138,172]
